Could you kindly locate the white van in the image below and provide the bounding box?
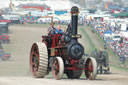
[120,23,128,31]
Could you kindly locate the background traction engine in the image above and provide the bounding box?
[30,6,97,80]
[89,50,110,74]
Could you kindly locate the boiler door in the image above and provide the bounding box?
[67,43,84,60]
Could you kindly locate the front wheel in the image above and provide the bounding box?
[85,57,97,80]
[52,57,64,80]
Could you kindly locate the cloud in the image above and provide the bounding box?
[0,0,10,8]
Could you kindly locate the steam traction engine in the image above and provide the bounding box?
[89,50,110,74]
[30,6,97,80]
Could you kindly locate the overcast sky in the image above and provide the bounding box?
[0,0,10,8]
[0,0,79,10]
[0,0,67,8]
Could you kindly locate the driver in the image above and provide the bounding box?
[48,22,56,35]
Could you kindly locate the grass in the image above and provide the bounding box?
[79,27,96,53]
[110,64,128,71]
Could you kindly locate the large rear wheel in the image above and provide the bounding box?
[85,57,97,80]
[30,42,48,78]
[52,57,64,80]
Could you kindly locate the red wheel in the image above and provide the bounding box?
[52,57,64,80]
[30,42,48,78]
[85,57,97,80]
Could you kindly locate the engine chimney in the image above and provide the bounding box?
[71,6,79,35]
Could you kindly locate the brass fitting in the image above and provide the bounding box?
[70,6,79,15]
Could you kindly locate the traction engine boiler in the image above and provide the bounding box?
[30,6,97,80]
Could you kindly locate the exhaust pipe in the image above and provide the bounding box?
[71,6,79,35]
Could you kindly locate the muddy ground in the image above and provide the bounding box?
[0,24,128,85]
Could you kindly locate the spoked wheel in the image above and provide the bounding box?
[52,57,64,80]
[85,57,97,80]
[30,42,48,78]
[66,70,82,79]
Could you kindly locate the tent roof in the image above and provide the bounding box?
[112,12,128,17]
[104,30,113,34]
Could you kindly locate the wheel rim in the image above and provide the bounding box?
[30,42,48,78]
[52,57,64,80]
[85,57,97,80]
[87,61,93,79]
[52,58,59,79]
[30,44,39,76]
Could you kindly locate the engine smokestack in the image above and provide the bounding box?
[71,6,79,35]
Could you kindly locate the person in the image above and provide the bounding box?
[48,22,56,35]
[55,25,63,34]
[66,24,72,34]
[104,43,107,49]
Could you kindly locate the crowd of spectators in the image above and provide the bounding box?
[85,19,128,63]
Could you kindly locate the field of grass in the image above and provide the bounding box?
[79,27,96,53]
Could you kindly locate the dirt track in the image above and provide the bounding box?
[0,24,128,85]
